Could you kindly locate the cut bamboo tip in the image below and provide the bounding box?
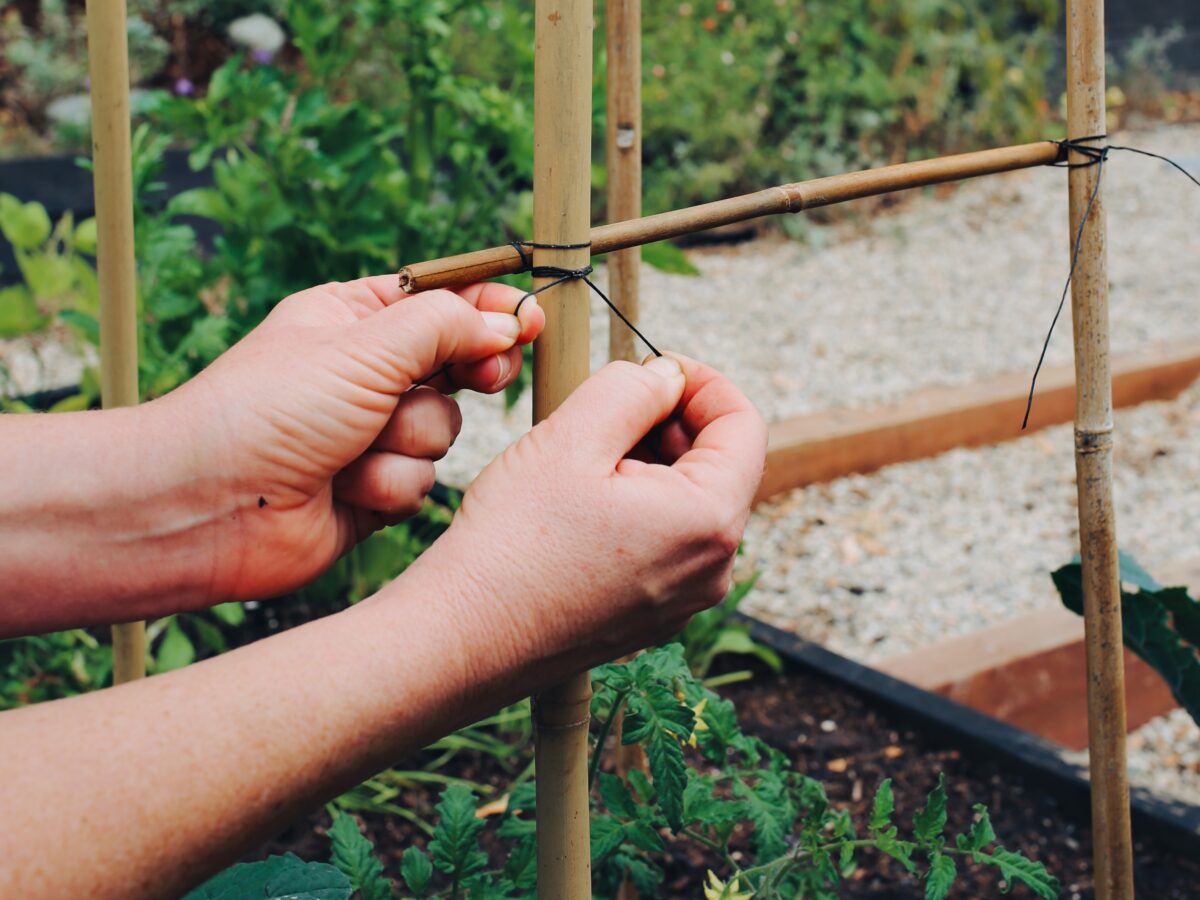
[398,141,1064,293]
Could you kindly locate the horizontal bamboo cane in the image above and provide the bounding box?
[398,141,1064,292]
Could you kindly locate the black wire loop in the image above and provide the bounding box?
[514,240,662,359]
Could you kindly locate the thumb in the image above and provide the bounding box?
[545,356,687,465]
[353,289,522,386]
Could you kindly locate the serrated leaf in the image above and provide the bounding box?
[502,835,536,890]
[401,847,433,898]
[695,692,741,762]
[925,852,957,900]
[591,815,627,861]
[979,847,1061,899]
[913,774,948,845]
[955,804,997,857]
[428,784,487,880]
[627,769,654,804]
[624,819,666,854]
[873,830,917,873]
[183,854,352,900]
[327,815,389,900]
[733,773,795,860]
[598,772,638,819]
[870,779,895,832]
[620,853,663,896]
[644,719,688,831]
[683,775,744,828]
[622,681,693,831]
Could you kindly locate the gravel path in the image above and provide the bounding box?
[1064,708,1200,808]
[435,121,1200,487]
[741,378,1200,661]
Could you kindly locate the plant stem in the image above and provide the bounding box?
[588,690,630,789]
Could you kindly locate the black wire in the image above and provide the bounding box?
[412,240,663,391]
[1023,137,1200,429]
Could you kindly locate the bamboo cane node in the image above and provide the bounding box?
[1074,425,1114,454]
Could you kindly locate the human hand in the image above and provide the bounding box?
[405,354,767,681]
[158,276,544,602]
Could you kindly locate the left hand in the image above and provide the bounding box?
[156,275,544,602]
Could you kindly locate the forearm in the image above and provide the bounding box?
[0,398,233,635]
[0,559,535,899]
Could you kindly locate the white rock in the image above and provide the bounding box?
[228,14,287,54]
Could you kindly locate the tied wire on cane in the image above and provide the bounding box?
[1023,134,1200,429]
[509,239,662,358]
[413,240,662,389]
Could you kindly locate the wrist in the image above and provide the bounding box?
[0,397,237,633]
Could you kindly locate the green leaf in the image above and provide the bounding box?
[874,831,916,873]
[57,309,99,344]
[598,772,638,819]
[924,851,957,900]
[591,815,627,861]
[683,775,744,828]
[48,392,90,413]
[211,602,246,626]
[624,819,666,854]
[0,285,46,337]
[978,847,1060,899]
[183,854,352,900]
[869,779,894,832]
[955,804,996,857]
[0,195,52,249]
[401,846,434,898]
[428,784,487,881]
[156,619,195,671]
[1054,558,1200,724]
[501,835,536,891]
[168,187,229,222]
[644,721,688,832]
[641,240,700,276]
[621,678,693,831]
[327,814,390,900]
[18,252,76,302]
[913,774,948,845]
[73,218,98,255]
[733,772,795,859]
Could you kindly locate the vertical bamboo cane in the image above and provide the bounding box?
[1065,2,1134,897]
[86,0,145,684]
[605,0,641,364]
[606,7,644,896]
[532,2,593,896]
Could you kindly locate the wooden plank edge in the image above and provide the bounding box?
[756,339,1200,503]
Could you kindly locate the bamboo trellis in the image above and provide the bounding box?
[81,0,1134,895]
[85,0,144,685]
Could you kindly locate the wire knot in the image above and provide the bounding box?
[512,239,662,358]
[1054,134,1109,169]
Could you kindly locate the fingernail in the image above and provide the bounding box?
[492,352,512,388]
[482,312,520,340]
[643,355,682,378]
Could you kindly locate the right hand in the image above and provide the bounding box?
[409,353,767,682]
